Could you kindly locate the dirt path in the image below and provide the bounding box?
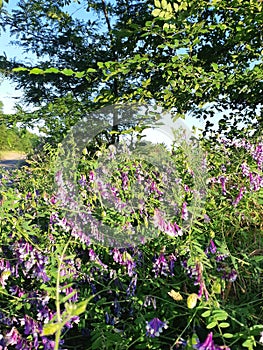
[0,151,27,170]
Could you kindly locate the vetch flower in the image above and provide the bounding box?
[152,253,169,278]
[241,162,250,177]
[209,239,217,254]
[227,269,237,282]
[233,187,246,207]
[146,318,168,337]
[203,214,211,223]
[219,176,227,195]
[182,202,189,220]
[195,332,230,349]
[126,274,137,297]
[5,327,20,346]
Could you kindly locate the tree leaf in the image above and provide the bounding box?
[12,67,28,72]
[61,68,75,76]
[29,68,44,75]
[152,8,161,17]
[44,67,60,74]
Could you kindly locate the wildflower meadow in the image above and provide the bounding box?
[0,108,262,349]
[0,0,263,349]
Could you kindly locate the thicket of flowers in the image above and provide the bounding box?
[0,130,262,350]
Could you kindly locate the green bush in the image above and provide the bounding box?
[0,123,39,152]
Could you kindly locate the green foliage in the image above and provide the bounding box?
[0,1,263,349]
[1,0,262,143]
[0,129,262,349]
[0,122,39,152]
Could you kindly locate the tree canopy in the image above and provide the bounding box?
[0,0,262,141]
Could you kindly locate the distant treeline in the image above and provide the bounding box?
[0,123,40,152]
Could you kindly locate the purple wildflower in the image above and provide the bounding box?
[64,315,80,329]
[249,173,262,191]
[251,143,263,168]
[105,312,115,325]
[41,337,55,350]
[5,327,20,346]
[241,162,250,177]
[209,239,217,254]
[227,269,237,282]
[62,286,78,302]
[153,209,182,237]
[182,202,189,220]
[121,171,129,191]
[152,253,169,278]
[89,171,95,182]
[233,187,245,207]
[89,249,108,269]
[146,318,168,337]
[168,254,177,276]
[195,332,230,349]
[219,176,227,195]
[126,274,138,297]
[144,296,157,309]
[79,174,87,187]
[203,214,211,223]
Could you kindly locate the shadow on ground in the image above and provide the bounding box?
[0,159,28,169]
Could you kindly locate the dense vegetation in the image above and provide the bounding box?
[0,122,39,152]
[0,0,262,349]
[0,101,38,153]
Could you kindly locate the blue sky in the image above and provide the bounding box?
[0,1,24,113]
[0,0,96,113]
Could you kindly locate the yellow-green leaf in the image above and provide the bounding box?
[29,68,44,75]
[12,67,28,72]
[154,0,161,8]
[161,0,167,9]
[44,67,60,74]
[42,323,60,336]
[152,8,161,17]
[218,322,230,328]
[207,321,217,329]
[61,68,75,76]
[187,293,198,309]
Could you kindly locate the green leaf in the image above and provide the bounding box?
[29,68,44,75]
[212,310,228,321]
[44,67,60,74]
[97,62,104,68]
[173,3,179,11]
[64,300,88,317]
[61,291,77,303]
[161,0,167,9]
[154,0,161,8]
[218,322,230,328]
[42,323,60,336]
[61,68,75,76]
[12,67,28,72]
[206,321,217,329]
[223,333,234,338]
[152,8,161,17]
[73,300,88,316]
[211,63,218,72]
[74,71,85,78]
[86,68,97,73]
[201,310,211,318]
[242,336,256,350]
